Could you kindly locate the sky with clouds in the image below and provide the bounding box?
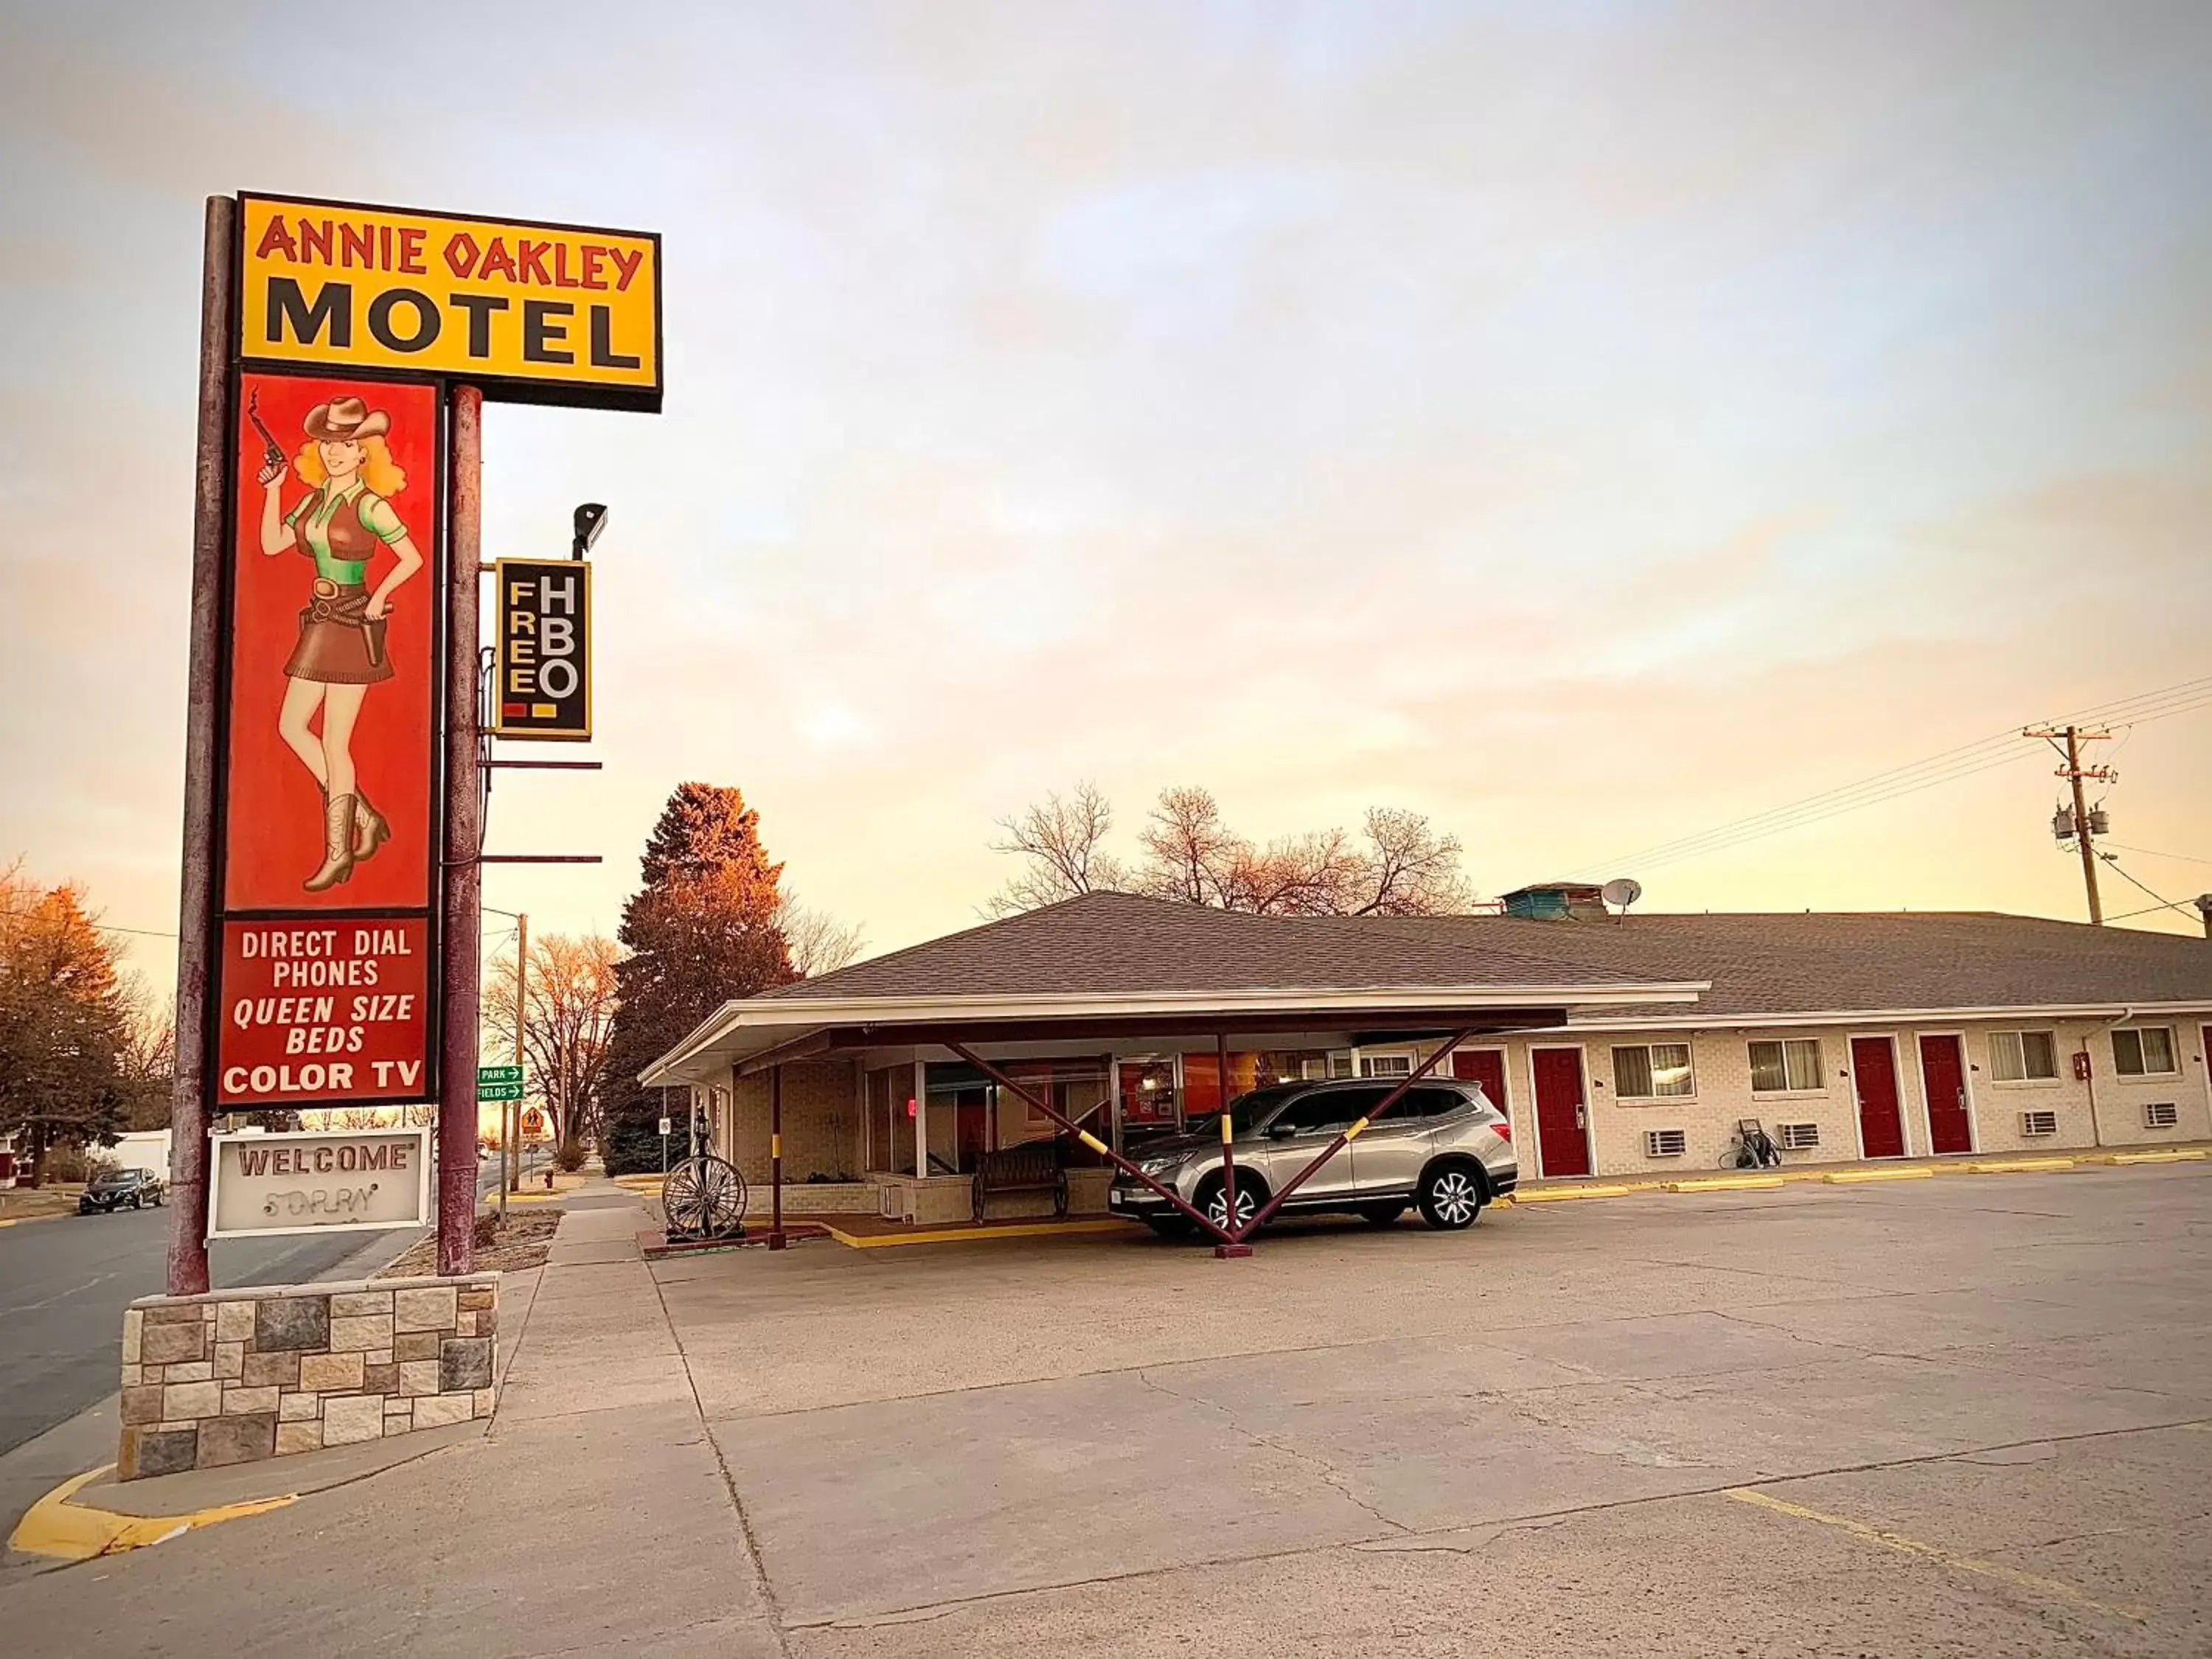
[2,0,2208,992]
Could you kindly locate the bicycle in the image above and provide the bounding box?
[1719,1118,1784,1170]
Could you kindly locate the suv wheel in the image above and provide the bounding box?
[1195,1176,1260,1237]
[1360,1202,1407,1227]
[1418,1164,1484,1230]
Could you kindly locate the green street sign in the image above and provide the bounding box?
[478,1065,524,1085]
[478,1082,526,1102]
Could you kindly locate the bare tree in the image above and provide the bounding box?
[482,932,621,1150]
[779,892,866,979]
[984,782,1129,916]
[990,785,1472,918]
[117,983,176,1131]
[1134,786,1239,906]
[1343,806,1472,915]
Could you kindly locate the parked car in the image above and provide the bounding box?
[1108,1077,1517,1238]
[79,1166,167,1214]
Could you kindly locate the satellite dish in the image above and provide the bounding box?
[1601,877,1643,915]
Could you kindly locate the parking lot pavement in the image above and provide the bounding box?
[651,1164,2212,1655]
[2,1165,2204,1656]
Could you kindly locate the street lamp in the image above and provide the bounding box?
[571,502,608,559]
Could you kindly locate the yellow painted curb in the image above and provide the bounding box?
[1964,1158,2077,1175]
[1506,1184,1641,1202]
[2096,1149,2208,1166]
[823,1218,1143,1250]
[7,1466,296,1562]
[1823,1167,1937,1184]
[1663,1175,1788,1193]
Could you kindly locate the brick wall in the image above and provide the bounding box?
[1460,1012,2210,1179]
[119,1273,497,1480]
[717,1059,863,1184]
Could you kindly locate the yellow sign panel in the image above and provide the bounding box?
[237,195,661,411]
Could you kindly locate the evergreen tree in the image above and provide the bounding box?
[0,871,135,1183]
[601,785,796,1172]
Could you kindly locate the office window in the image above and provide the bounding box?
[1611,1043,1694,1099]
[2113,1027,2177,1077]
[1358,1051,1414,1079]
[1749,1038,1823,1092]
[1989,1031,2058,1082]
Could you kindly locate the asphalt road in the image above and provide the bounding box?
[0,1146,552,1458]
[0,1203,383,1458]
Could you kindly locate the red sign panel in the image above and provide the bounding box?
[216,917,431,1105]
[223,372,439,911]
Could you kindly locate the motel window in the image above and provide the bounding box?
[1612,1043,1694,1099]
[1989,1031,2059,1083]
[1358,1051,1415,1079]
[2113,1026,2178,1077]
[1749,1038,1823,1093]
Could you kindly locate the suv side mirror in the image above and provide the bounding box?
[1266,1121,1299,1139]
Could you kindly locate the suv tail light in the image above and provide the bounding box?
[1491,1114,1512,1141]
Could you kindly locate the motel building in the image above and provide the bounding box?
[640,886,2212,1228]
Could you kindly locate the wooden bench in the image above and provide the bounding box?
[972,1141,1068,1222]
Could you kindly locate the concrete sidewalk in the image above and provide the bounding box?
[0,1178,782,1659]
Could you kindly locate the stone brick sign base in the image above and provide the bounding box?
[119,1273,498,1481]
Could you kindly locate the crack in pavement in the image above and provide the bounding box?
[1131,1366,1412,1536]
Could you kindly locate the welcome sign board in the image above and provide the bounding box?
[208,1128,431,1239]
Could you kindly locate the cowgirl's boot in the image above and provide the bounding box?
[304,792,357,891]
[352,790,391,862]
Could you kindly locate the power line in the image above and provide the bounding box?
[2102,841,2212,866]
[2098,855,2202,923]
[1566,675,2212,880]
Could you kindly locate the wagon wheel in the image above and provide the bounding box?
[662,1155,748,1241]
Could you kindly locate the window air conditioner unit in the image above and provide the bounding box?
[2143,1102,2180,1130]
[1778,1122,1820,1151]
[2019,1110,2059,1138]
[1645,1128,1688,1158]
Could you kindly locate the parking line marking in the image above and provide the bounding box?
[1725,1489,2143,1622]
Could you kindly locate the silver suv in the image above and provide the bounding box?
[1107,1079,1517,1238]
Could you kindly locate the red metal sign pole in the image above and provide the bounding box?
[437,385,484,1275]
[167,195,236,1296]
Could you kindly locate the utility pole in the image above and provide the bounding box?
[504,911,526,1216]
[2025,724,2113,925]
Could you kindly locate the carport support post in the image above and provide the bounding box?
[1214,1032,1251,1259]
[769,1063,786,1250]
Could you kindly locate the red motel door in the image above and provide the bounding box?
[1849,1037,1906,1158]
[1919,1034,1973,1155]
[1530,1048,1592,1178]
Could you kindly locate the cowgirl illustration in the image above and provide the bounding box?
[255,395,425,891]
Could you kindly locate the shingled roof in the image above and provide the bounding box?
[767,891,2212,1020]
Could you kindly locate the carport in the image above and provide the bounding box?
[641,894,1707,1255]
